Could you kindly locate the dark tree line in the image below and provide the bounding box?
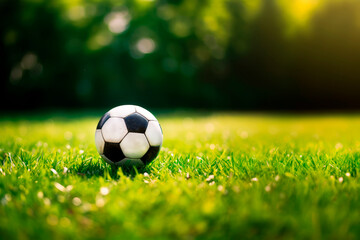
[1,0,360,110]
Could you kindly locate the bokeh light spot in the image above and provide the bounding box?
[10,66,22,83]
[87,31,113,50]
[105,11,130,34]
[21,53,37,70]
[67,6,86,21]
[136,38,156,54]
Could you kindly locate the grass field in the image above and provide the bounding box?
[0,112,359,239]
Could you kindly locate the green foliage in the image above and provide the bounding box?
[0,112,359,239]
[3,0,360,109]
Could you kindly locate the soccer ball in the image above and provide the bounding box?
[95,105,163,166]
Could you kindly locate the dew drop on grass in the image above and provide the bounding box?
[206,175,214,181]
[37,192,44,199]
[96,198,105,208]
[72,197,81,206]
[1,194,11,205]
[44,198,51,206]
[66,185,73,192]
[100,187,109,196]
[54,182,66,192]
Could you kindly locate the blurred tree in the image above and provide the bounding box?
[1,0,360,110]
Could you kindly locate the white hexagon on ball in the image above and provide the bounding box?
[101,118,128,143]
[145,121,163,146]
[95,130,105,154]
[120,133,149,158]
[109,105,136,118]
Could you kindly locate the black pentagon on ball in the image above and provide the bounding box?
[96,112,110,129]
[103,142,125,163]
[141,146,160,165]
[124,113,148,133]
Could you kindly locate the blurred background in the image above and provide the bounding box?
[1,0,360,111]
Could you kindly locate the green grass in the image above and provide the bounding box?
[0,112,359,240]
